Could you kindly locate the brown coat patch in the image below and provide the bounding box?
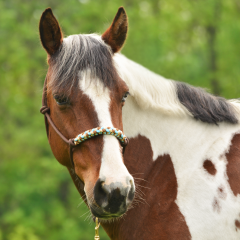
[102,135,191,240]
[218,186,227,200]
[203,160,217,175]
[235,220,240,230]
[212,197,221,213]
[226,134,240,196]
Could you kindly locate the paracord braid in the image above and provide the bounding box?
[74,127,127,145]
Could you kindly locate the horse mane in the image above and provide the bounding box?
[47,32,239,125]
[47,34,117,94]
[176,82,238,124]
[113,54,240,125]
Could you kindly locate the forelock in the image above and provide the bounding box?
[47,34,117,94]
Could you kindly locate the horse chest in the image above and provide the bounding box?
[118,118,240,239]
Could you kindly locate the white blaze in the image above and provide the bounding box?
[79,69,132,186]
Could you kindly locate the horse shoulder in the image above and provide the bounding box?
[226,133,240,197]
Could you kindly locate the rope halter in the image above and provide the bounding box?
[74,127,128,145]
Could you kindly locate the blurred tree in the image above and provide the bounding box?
[0,0,239,239]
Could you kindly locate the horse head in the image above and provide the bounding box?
[39,7,135,219]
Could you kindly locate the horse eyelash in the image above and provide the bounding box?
[53,94,69,105]
[122,92,130,101]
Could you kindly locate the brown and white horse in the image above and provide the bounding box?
[39,7,240,240]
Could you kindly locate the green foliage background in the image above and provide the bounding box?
[1,0,240,239]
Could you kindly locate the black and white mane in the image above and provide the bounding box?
[48,33,239,125]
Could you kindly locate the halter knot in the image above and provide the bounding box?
[40,106,50,114]
[68,139,76,147]
[122,137,129,146]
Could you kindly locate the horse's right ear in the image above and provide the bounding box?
[39,8,63,55]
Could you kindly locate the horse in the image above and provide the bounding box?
[39,7,240,240]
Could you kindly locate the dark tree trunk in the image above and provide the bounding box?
[206,1,222,96]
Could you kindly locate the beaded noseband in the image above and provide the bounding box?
[74,127,127,145]
[40,77,129,172]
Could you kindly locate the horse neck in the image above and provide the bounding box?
[113,53,188,116]
[113,53,240,161]
[100,54,240,239]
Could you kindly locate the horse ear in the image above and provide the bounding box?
[102,7,128,53]
[39,8,63,55]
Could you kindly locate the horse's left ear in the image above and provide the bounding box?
[102,7,128,53]
[39,8,63,55]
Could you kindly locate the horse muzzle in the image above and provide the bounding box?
[91,178,135,219]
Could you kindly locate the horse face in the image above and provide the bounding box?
[39,8,135,219]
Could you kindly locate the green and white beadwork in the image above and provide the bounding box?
[74,127,127,145]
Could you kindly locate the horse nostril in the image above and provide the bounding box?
[127,178,135,202]
[94,179,109,208]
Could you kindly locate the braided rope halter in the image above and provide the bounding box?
[74,127,127,145]
[40,76,129,170]
[40,77,129,239]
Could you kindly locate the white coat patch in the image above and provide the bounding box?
[113,53,240,240]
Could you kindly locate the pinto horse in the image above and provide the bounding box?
[39,7,240,240]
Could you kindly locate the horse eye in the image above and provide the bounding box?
[54,95,68,105]
[122,92,130,102]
